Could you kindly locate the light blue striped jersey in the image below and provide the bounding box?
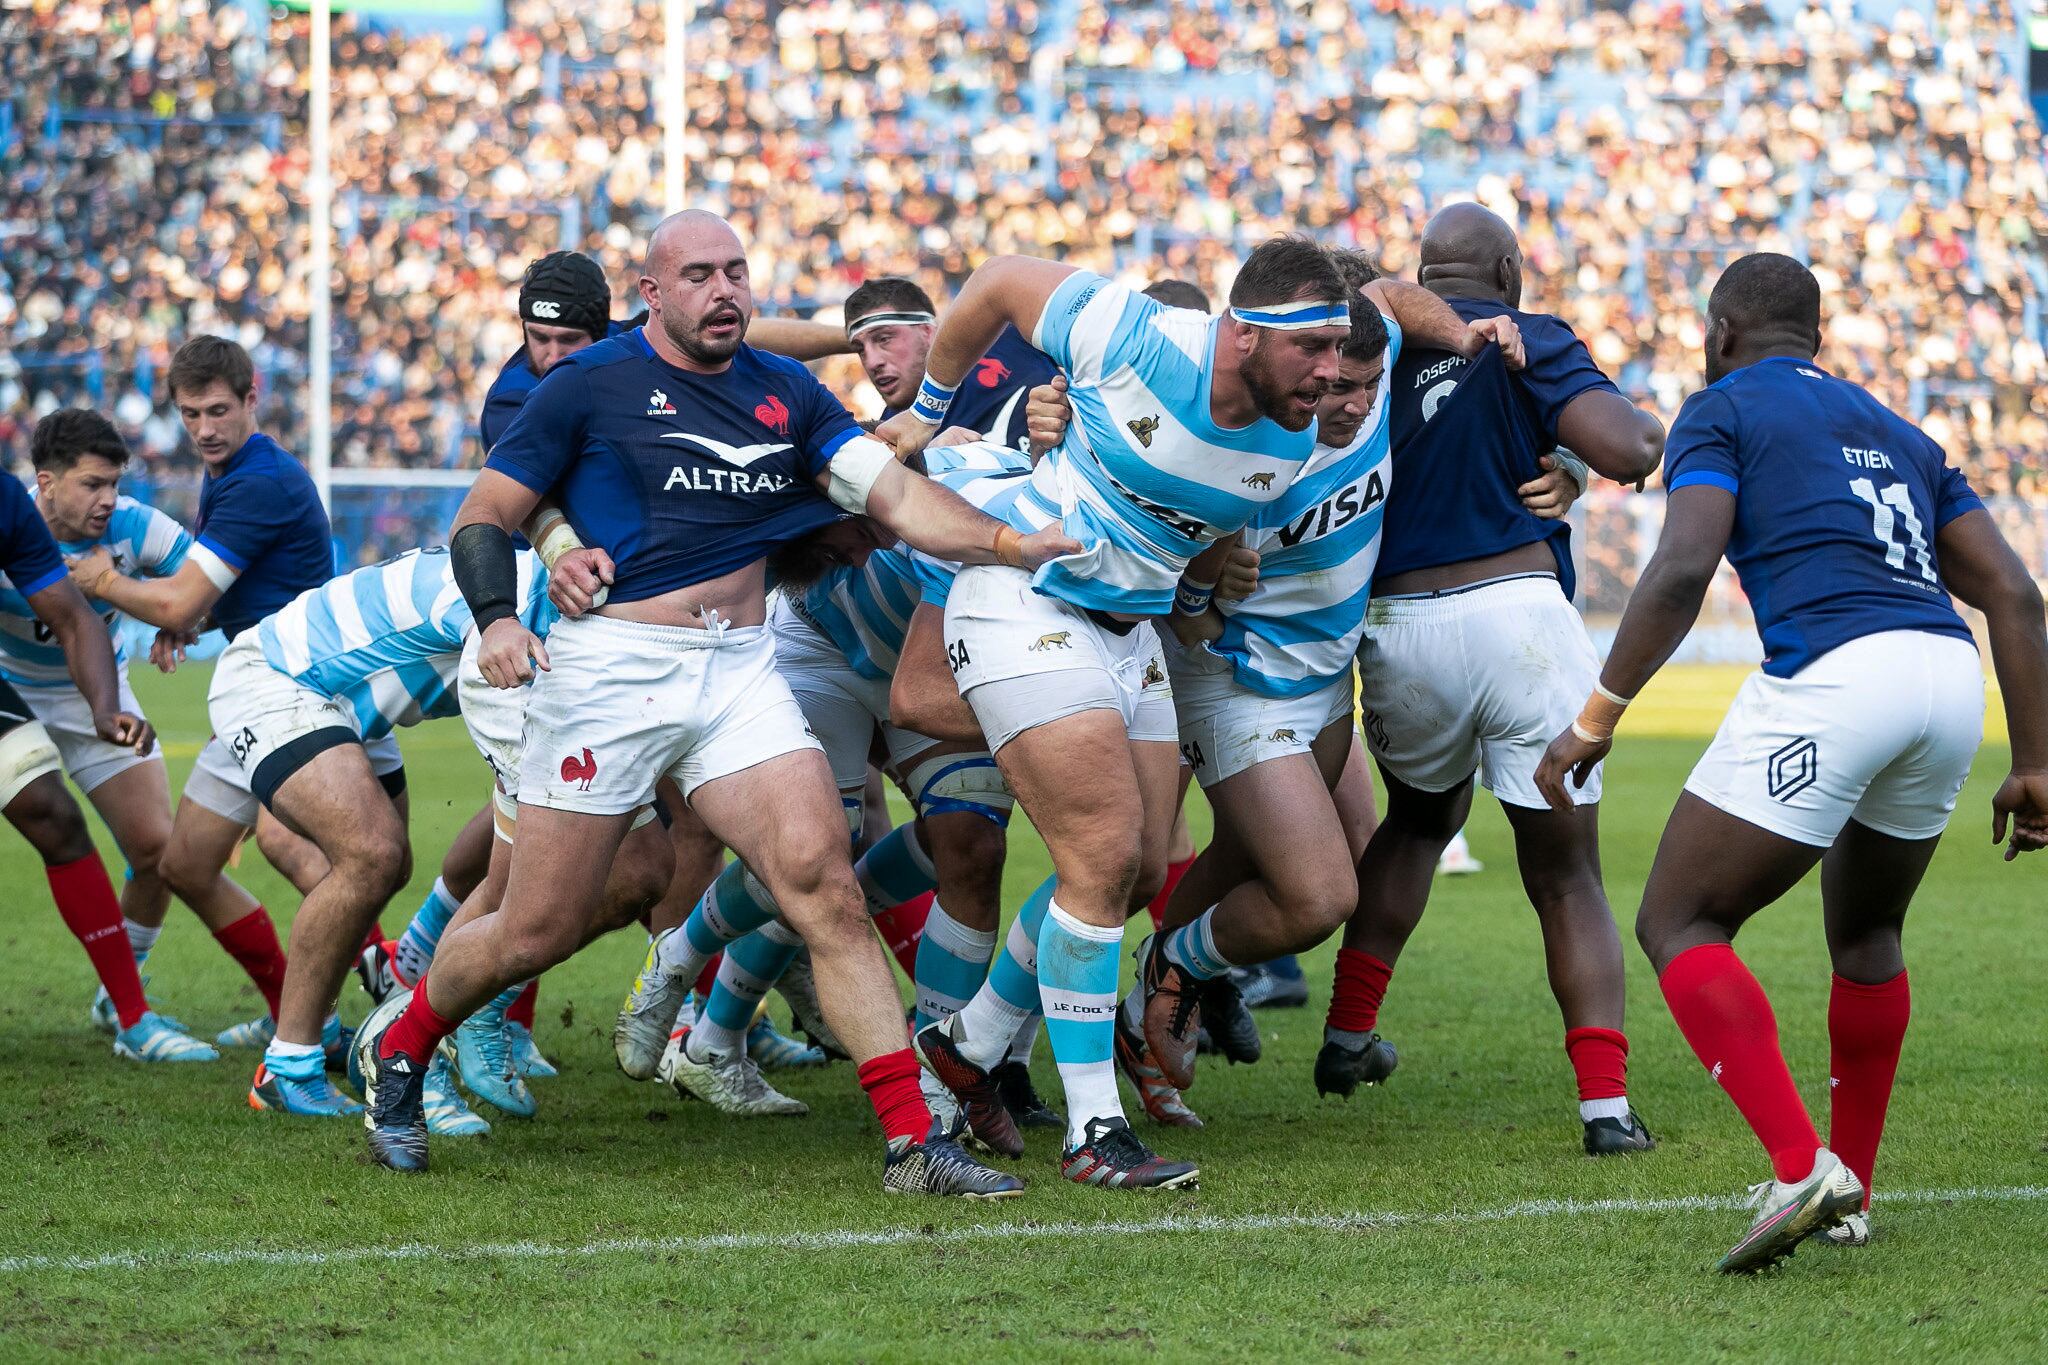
[256,547,553,738]
[0,494,191,687]
[1214,315,1401,698]
[1003,272,1321,616]
[795,443,1033,679]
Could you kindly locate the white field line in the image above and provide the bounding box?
[3,1184,2041,1277]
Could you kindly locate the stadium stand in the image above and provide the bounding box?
[1,0,2043,607]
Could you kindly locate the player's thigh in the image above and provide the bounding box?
[1500,797,1605,907]
[1327,726,1378,860]
[991,707,1146,902]
[268,740,406,871]
[163,790,257,884]
[497,804,634,947]
[1205,748,1355,916]
[83,756,175,868]
[690,747,861,927]
[1373,762,1474,842]
[1636,792,1826,971]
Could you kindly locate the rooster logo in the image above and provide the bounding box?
[975,357,1012,389]
[754,394,791,435]
[560,748,598,791]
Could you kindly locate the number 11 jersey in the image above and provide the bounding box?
[1663,355,1982,677]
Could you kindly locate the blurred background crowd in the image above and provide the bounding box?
[2,0,2044,624]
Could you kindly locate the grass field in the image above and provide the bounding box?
[2,663,2043,1362]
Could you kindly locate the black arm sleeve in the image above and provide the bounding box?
[451,523,521,633]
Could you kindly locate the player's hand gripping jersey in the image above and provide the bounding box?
[1003,273,1321,616]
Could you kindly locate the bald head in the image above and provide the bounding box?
[638,210,753,370]
[645,209,743,275]
[1418,202,1523,307]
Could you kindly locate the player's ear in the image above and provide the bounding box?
[637,273,661,312]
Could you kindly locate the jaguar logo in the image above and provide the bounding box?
[1126,415,1160,448]
[1268,728,1297,743]
[1027,631,1073,652]
[1242,471,1276,491]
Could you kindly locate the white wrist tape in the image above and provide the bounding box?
[825,437,894,513]
[530,508,583,570]
[1557,451,1591,492]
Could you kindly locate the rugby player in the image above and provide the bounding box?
[1333,204,1664,1155]
[877,238,1474,1188]
[846,276,1058,451]
[357,210,1070,1195]
[1536,253,2048,1270]
[70,336,339,1094]
[13,412,261,1036]
[1,443,207,1061]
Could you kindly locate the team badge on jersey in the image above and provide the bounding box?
[754,394,790,434]
[1126,415,1160,448]
[561,747,599,790]
[976,357,1011,388]
[647,389,676,416]
[1242,471,1276,490]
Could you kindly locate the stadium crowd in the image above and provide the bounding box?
[1,0,2045,589]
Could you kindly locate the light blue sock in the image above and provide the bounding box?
[853,822,938,915]
[912,900,998,1032]
[320,1013,343,1049]
[395,876,460,981]
[945,876,1054,1068]
[657,860,780,982]
[1038,900,1127,1146]
[1160,908,1235,982]
[693,921,805,1059]
[264,1039,324,1082]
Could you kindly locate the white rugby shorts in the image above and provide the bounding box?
[1358,574,1601,809]
[1166,636,1354,787]
[517,612,821,816]
[192,633,405,823]
[943,564,1175,751]
[1685,629,1983,846]
[770,596,944,821]
[14,673,154,794]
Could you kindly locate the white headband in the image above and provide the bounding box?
[846,310,936,340]
[1228,298,1350,331]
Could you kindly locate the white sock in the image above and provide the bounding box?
[686,1014,744,1063]
[1006,1015,1040,1065]
[1579,1096,1630,1122]
[125,918,162,966]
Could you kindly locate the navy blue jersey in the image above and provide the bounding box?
[1665,357,1982,677]
[480,317,642,452]
[0,474,66,600]
[484,328,858,603]
[1378,298,1617,591]
[194,432,334,640]
[884,324,1057,450]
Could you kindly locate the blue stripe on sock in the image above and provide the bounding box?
[855,825,938,908]
[685,861,778,954]
[1039,908,1120,1067]
[986,876,1055,1014]
[913,922,996,1032]
[709,931,802,1031]
[398,882,459,964]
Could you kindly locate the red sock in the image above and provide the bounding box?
[213,908,289,1019]
[694,953,721,1000]
[48,854,148,1030]
[857,1048,932,1145]
[379,986,458,1064]
[1564,1026,1630,1101]
[873,891,932,978]
[1327,947,1393,1034]
[1145,853,1197,931]
[1828,971,1909,1209]
[1659,943,1820,1182]
[509,978,539,1029]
